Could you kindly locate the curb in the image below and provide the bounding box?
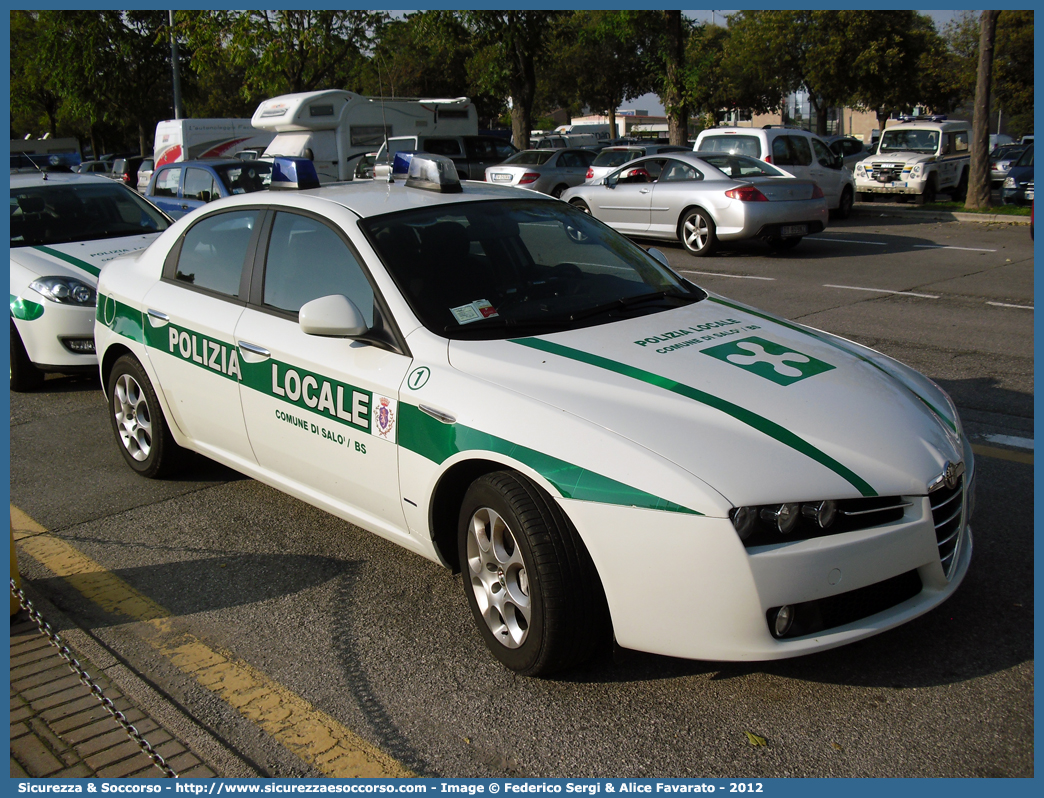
[852,203,1031,225]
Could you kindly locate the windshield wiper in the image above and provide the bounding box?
[567,290,693,322]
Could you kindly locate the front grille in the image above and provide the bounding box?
[930,475,965,580]
[767,570,923,639]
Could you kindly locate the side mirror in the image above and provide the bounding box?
[605,175,617,189]
[299,294,368,337]
[647,248,670,268]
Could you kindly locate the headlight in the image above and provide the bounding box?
[855,164,866,177]
[1004,176,1016,189]
[911,164,922,178]
[29,276,97,307]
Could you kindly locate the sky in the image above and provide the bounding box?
[625,9,964,117]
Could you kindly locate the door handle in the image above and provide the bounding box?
[145,309,169,327]
[237,341,271,361]
[639,189,651,194]
[419,405,456,425]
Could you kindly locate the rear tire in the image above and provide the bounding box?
[679,208,717,256]
[458,471,609,677]
[832,186,854,219]
[551,184,568,199]
[107,355,184,478]
[953,169,969,202]
[10,322,44,392]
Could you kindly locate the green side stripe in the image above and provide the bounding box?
[511,337,878,498]
[10,294,44,321]
[33,245,101,278]
[398,404,700,515]
[708,296,957,433]
[97,294,145,343]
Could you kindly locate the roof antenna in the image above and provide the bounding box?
[377,57,393,183]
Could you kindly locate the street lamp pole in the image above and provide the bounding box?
[169,10,183,119]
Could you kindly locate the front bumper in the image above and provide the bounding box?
[11,300,98,370]
[855,175,927,195]
[562,494,970,661]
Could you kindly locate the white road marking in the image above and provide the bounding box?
[823,284,939,299]
[986,301,1034,310]
[807,237,889,246]
[984,434,1034,450]
[913,244,998,252]
[681,270,776,281]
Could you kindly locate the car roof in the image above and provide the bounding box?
[10,171,116,189]
[159,159,252,168]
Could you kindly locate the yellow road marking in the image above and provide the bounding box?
[971,444,1033,465]
[10,505,412,778]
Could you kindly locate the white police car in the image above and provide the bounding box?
[10,171,172,390]
[94,154,973,676]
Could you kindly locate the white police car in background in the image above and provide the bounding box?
[10,171,172,391]
[94,154,973,676]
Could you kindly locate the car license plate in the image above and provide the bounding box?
[780,224,807,237]
[491,173,511,182]
[1026,188,1034,201]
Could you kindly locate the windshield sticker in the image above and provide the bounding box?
[450,299,498,325]
[702,337,834,385]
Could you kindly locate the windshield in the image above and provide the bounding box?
[503,151,555,166]
[592,150,641,168]
[698,154,785,178]
[11,181,171,247]
[698,135,760,158]
[1015,146,1033,167]
[214,162,272,194]
[879,128,940,154]
[362,199,704,339]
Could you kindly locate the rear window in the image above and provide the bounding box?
[698,154,785,179]
[592,149,640,168]
[698,135,761,158]
[503,151,555,166]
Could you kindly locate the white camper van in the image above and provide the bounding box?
[251,89,479,182]
[152,119,275,169]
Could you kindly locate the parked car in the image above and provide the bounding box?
[110,156,147,189]
[825,136,871,171]
[76,160,113,175]
[94,154,973,676]
[1002,145,1034,205]
[145,159,272,219]
[135,158,155,193]
[374,135,518,181]
[562,150,829,257]
[990,145,1027,187]
[694,126,855,218]
[854,117,971,204]
[585,145,690,185]
[9,171,172,390]
[484,149,597,197]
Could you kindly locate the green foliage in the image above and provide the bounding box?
[994,11,1034,138]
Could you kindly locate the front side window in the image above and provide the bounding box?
[263,212,374,325]
[362,199,704,339]
[812,139,835,166]
[174,210,259,296]
[153,167,181,198]
[215,163,272,194]
[425,139,463,157]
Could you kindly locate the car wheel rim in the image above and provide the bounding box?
[113,373,152,462]
[466,506,531,649]
[683,214,709,250]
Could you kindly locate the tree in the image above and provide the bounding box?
[456,11,563,149]
[993,11,1034,138]
[10,11,62,138]
[966,11,1001,211]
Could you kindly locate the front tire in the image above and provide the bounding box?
[10,322,44,392]
[458,471,609,677]
[679,208,717,256]
[107,355,184,478]
[915,176,937,205]
[832,186,854,219]
[569,199,591,214]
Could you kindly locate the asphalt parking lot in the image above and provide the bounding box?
[9,212,1033,778]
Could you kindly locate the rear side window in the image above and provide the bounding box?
[174,210,258,297]
[425,139,463,157]
[183,168,218,202]
[262,212,374,325]
[698,135,761,158]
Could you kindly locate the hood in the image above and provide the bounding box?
[447,296,962,507]
[11,234,160,285]
[868,152,936,166]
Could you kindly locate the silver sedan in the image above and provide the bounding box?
[561,151,829,257]
[485,148,596,198]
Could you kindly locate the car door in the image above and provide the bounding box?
[180,167,219,216]
[648,158,703,237]
[233,209,412,532]
[556,150,591,189]
[148,166,184,218]
[140,208,261,468]
[594,158,659,233]
[810,137,843,206]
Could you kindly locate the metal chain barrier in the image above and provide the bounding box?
[10,578,178,778]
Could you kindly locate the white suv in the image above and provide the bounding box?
[854,117,971,204]
[694,126,855,218]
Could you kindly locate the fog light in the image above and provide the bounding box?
[60,337,96,354]
[774,605,794,637]
[729,506,757,541]
[761,503,800,534]
[802,500,837,528]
